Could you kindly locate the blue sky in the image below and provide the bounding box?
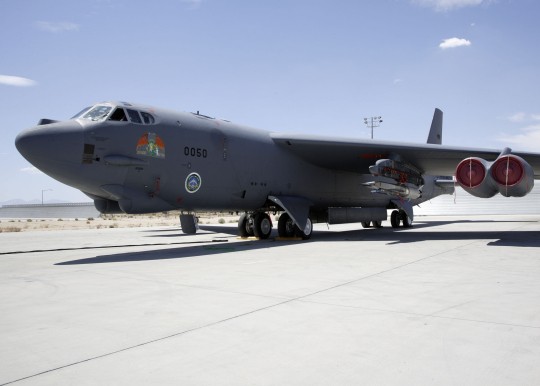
[1,0,539,202]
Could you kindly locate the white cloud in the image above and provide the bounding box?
[0,75,37,87]
[498,125,540,152]
[20,167,44,175]
[35,21,79,33]
[439,37,472,49]
[413,0,488,11]
[508,112,527,123]
[507,112,540,123]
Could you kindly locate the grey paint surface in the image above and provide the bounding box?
[2,218,540,385]
[14,102,540,234]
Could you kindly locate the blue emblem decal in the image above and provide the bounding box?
[185,173,202,193]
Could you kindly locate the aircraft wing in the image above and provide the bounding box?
[270,133,540,178]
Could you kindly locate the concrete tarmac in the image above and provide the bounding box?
[1,215,540,385]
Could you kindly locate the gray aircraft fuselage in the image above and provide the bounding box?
[16,101,539,238]
[16,103,429,211]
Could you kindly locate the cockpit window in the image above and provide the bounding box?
[75,103,155,124]
[109,108,127,121]
[71,106,91,119]
[126,109,142,124]
[141,111,155,124]
[82,105,112,121]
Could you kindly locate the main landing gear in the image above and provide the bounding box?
[360,220,383,228]
[390,209,413,228]
[277,212,312,240]
[238,212,313,240]
[238,212,273,239]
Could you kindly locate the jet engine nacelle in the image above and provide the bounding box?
[455,155,534,198]
[491,155,534,197]
[94,198,123,214]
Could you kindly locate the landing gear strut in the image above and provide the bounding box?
[390,210,412,228]
[238,212,273,239]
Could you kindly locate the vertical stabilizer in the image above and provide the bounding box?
[427,108,443,145]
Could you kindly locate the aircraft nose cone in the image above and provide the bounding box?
[15,120,84,177]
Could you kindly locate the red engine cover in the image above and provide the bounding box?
[455,158,486,188]
[491,155,524,186]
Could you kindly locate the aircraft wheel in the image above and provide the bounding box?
[295,217,313,240]
[180,214,198,234]
[278,213,296,238]
[390,210,400,228]
[361,221,372,228]
[238,213,254,238]
[400,210,413,228]
[254,212,272,239]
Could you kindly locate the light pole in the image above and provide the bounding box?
[41,189,52,205]
[364,116,383,139]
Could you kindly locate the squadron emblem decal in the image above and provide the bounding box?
[136,132,165,158]
[185,173,202,193]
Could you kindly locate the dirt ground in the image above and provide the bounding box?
[0,212,241,233]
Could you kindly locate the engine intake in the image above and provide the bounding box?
[455,154,534,198]
[491,155,534,197]
[455,157,497,198]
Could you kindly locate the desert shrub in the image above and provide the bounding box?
[1,227,22,233]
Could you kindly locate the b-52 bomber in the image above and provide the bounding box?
[15,101,540,239]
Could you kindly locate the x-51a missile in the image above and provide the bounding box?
[364,181,422,200]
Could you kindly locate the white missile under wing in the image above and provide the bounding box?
[14,102,540,240]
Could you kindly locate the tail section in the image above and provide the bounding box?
[427,108,443,145]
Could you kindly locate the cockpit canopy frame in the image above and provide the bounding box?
[74,102,155,125]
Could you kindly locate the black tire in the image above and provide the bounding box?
[254,212,272,239]
[373,220,383,228]
[278,213,296,238]
[400,210,413,228]
[361,221,371,228]
[180,214,198,234]
[238,213,251,238]
[390,210,400,228]
[295,217,313,240]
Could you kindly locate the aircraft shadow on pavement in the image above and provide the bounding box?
[55,220,540,265]
[333,228,540,247]
[56,239,278,265]
[142,225,239,238]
